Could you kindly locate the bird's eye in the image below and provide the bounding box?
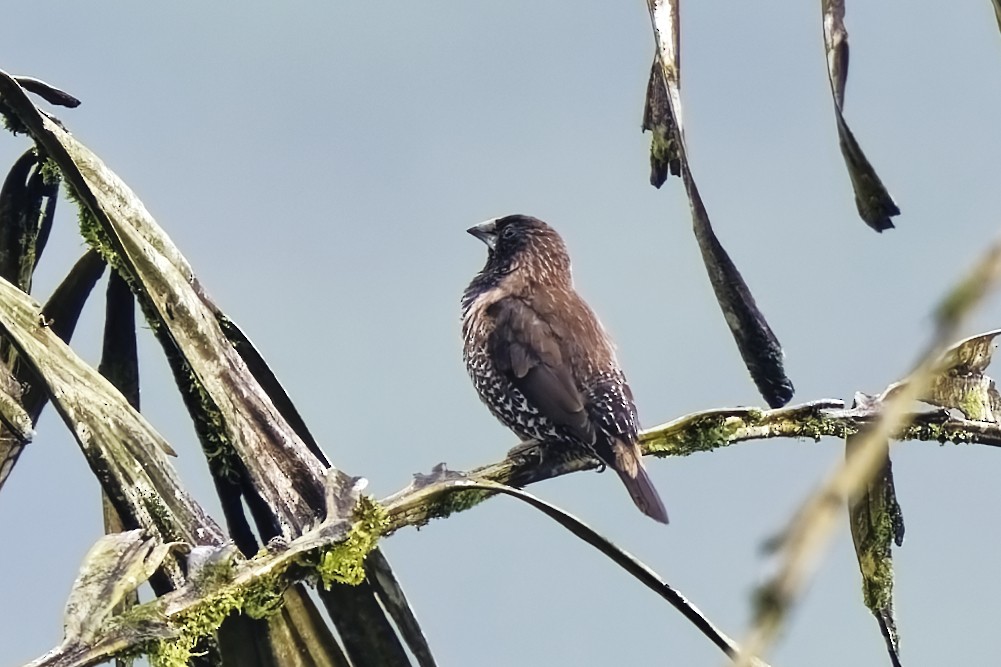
[500,226,517,241]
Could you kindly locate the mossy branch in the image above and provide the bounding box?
[25,495,389,667]
[381,398,1001,531]
[29,395,997,667]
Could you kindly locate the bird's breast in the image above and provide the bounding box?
[462,322,563,445]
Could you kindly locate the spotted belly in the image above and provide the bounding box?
[463,343,563,444]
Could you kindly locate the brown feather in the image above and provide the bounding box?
[462,215,669,524]
[489,298,593,443]
[611,438,669,524]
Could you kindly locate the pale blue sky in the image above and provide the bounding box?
[2,3,1001,666]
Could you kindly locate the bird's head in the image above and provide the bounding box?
[467,215,572,285]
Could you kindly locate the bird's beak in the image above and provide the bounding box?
[467,219,498,251]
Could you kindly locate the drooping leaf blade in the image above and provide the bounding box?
[846,394,904,667]
[0,250,105,491]
[821,0,900,231]
[0,68,429,667]
[0,269,224,576]
[641,55,681,187]
[11,75,81,108]
[391,469,769,666]
[643,0,795,408]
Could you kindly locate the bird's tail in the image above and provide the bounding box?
[611,438,669,524]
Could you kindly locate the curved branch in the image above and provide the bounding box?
[400,477,770,666]
[382,398,1001,531]
[23,396,1001,667]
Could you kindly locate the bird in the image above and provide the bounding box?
[461,214,669,523]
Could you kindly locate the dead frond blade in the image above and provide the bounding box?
[0,251,105,492]
[270,586,351,667]
[732,240,1001,667]
[215,313,327,465]
[11,75,81,108]
[0,271,224,565]
[821,0,899,231]
[63,531,177,645]
[644,0,794,408]
[366,548,438,667]
[0,66,331,535]
[846,394,904,667]
[921,329,1001,422]
[98,271,144,667]
[642,54,681,187]
[0,67,428,667]
[388,469,769,666]
[0,363,31,443]
[691,206,795,408]
[0,149,56,294]
[98,272,140,409]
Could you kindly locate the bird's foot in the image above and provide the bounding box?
[507,439,544,462]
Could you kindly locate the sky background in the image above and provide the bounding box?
[2,2,1001,666]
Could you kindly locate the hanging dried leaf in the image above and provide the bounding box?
[846,393,904,667]
[644,0,795,408]
[821,0,899,231]
[641,54,681,187]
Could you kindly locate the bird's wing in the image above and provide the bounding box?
[583,374,640,443]
[489,297,594,444]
